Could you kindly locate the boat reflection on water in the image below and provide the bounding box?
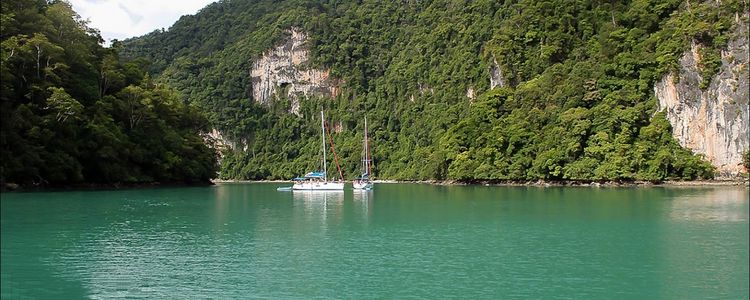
[292,190,344,225]
[352,189,373,202]
[292,190,344,202]
[352,189,373,223]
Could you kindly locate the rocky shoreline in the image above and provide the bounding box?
[381,179,749,187]
[2,180,214,192]
[4,178,746,192]
[211,178,749,187]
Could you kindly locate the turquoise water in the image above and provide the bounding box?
[1,183,748,299]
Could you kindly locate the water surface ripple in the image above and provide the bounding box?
[2,184,748,299]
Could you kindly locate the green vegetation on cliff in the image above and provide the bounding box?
[125,0,746,181]
[1,0,217,186]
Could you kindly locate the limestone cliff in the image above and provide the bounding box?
[250,28,340,115]
[654,19,749,177]
[489,57,505,89]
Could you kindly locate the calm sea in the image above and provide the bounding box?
[2,183,748,299]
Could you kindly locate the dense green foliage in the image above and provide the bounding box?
[1,0,217,186]
[122,0,747,181]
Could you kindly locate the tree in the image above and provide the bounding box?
[45,86,82,122]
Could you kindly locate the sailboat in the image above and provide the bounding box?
[353,116,374,190]
[290,110,344,191]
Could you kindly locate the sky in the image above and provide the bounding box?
[68,0,217,44]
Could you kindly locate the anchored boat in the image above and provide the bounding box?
[353,116,373,190]
[281,110,344,191]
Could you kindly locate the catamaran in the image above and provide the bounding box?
[353,116,373,190]
[289,110,344,191]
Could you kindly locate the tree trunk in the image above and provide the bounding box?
[35,45,42,79]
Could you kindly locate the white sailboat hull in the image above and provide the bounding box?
[279,110,345,192]
[352,181,373,190]
[292,181,345,190]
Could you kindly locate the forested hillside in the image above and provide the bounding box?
[123,0,746,181]
[1,0,217,187]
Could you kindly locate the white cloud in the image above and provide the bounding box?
[68,0,216,44]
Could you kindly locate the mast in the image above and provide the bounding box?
[361,117,365,175]
[364,116,371,177]
[321,110,327,182]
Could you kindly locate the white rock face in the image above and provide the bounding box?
[654,21,749,177]
[466,86,475,101]
[207,128,246,152]
[250,28,339,115]
[489,57,505,89]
